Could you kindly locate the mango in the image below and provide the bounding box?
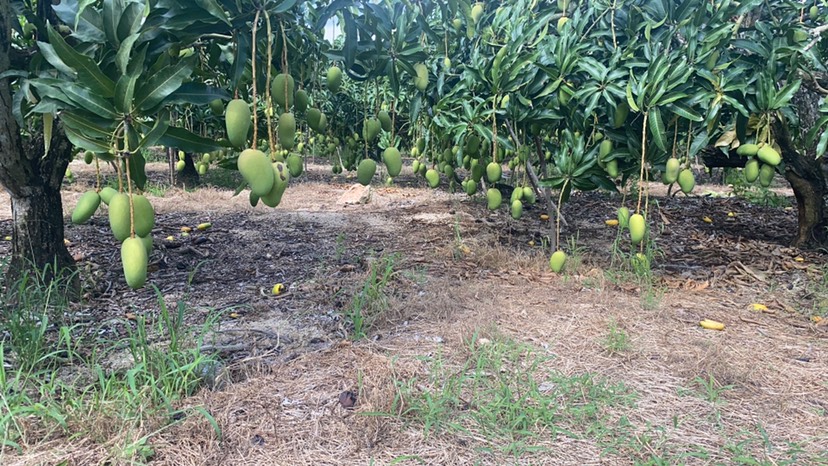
[72,190,101,224]
[757,145,781,166]
[522,186,536,204]
[109,193,131,241]
[744,159,760,182]
[327,66,343,93]
[83,150,94,164]
[549,250,567,273]
[471,162,485,182]
[209,98,224,116]
[617,207,631,228]
[287,153,303,177]
[238,149,275,196]
[121,237,148,289]
[510,200,523,220]
[486,162,502,183]
[383,147,402,177]
[606,159,619,177]
[378,110,392,132]
[759,163,775,187]
[250,191,260,207]
[271,73,295,109]
[664,157,680,184]
[413,63,429,92]
[599,140,613,159]
[613,102,629,129]
[471,2,484,23]
[736,143,760,157]
[629,213,646,245]
[176,160,185,171]
[363,118,381,143]
[487,188,502,210]
[295,89,308,113]
[357,159,376,186]
[278,113,296,149]
[140,234,153,255]
[131,194,155,237]
[260,162,290,207]
[100,186,117,205]
[225,99,251,148]
[464,179,477,195]
[678,169,695,193]
[425,168,440,188]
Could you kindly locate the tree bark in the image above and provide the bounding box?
[0,0,76,285]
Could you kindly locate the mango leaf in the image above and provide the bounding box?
[667,102,703,122]
[52,0,106,43]
[125,151,146,190]
[117,1,145,41]
[157,126,222,153]
[136,111,170,151]
[648,106,667,151]
[64,125,111,152]
[161,83,231,106]
[61,111,116,140]
[61,83,120,119]
[195,0,231,25]
[36,42,77,77]
[115,33,140,75]
[46,23,115,97]
[133,60,195,111]
[771,79,801,110]
[114,74,138,114]
[102,0,126,46]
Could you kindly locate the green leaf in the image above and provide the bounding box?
[126,151,147,190]
[114,74,138,114]
[115,33,140,75]
[648,107,667,152]
[625,80,640,112]
[102,0,126,46]
[133,60,195,111]
[61,111,116,140]
[36,42,77,77]
[64,125,111,153]
[771,80,801,110]
[195,0,231,25]
[157,126,222,153]
[117,2,144,41]
[667,102,703,122]
[61,84,120,119]
[817,130,828,157]
[46,23,115,97]
[160,83,232,106]
[136,112,170,151]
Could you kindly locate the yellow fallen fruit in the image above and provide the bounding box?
[3,236,10,241]
[700,319,725,330]
[64,239,71,246]
[181,232,190,237]
[751,303,768,312]
[229,312,241,319]
[812,316,822,323]
[540,214,550,221]
[166,235,175,241]
[702,216,713,224]
[794,257,804,263]
[605,219,619,227]
[197,222,212,231]
[528,240,535,246]
[272,283,285,295]
[181,226,193,233]
[727,212,735,217]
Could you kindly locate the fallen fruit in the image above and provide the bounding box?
[605,219,619,227]
[751,303,768,312]
[699,319,725,330]
[272,283,285,295]
[549,250,566,273]
[702,216,713,224]
[197,222,212,231]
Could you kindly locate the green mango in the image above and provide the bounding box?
[295,89,308,113]
[327,66,343,93]
[71,190,101,224]
[664,157,680,184]
[510,200,523,220]
[209,98,224,116]
[109,193,131,241]
[383,147,402,177]
[121,237,148,289]
[378,110,392,132]
[260,162,290,207]
[487,188,502,210]
[238,149,275,196]
[287,153,303,178]
[678,169,695,193]
[357,159,376,186]
[629,213,646,245]
[225,99,251,148]
[131,195,155,238]
[100,186,118,205]
[278,113,296,149]
[486,162,502,183]
[759,163,775,187]
[549,250,566,273]
[464,179,477,195]
[744,159,760,183]
[757,145,781,166]
[413,63,429,91]
[425,169,440,188]
[736,143,760,157]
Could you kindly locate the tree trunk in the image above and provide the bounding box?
[175,151,200,188]
[773,84,828,248]
[0,0,76,286]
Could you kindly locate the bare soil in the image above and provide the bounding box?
[1,161,826,465]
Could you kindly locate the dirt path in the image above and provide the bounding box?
[2,162,827,465]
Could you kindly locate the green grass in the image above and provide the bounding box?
[603,319,631,354]
[606,215,665,310]
[0,263,222,463]
[377,332,637,457]
[343,253,400,340]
